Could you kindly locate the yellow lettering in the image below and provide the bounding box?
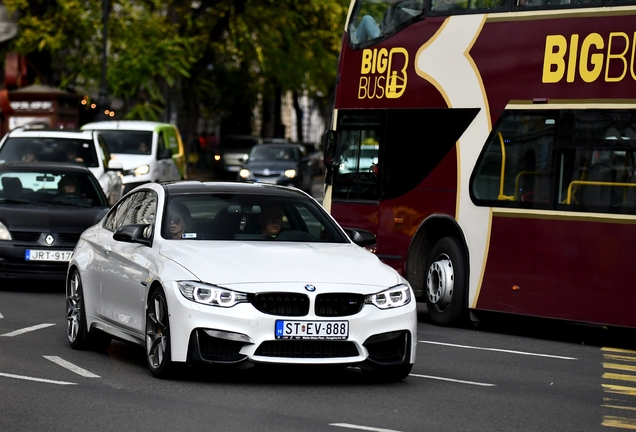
[580,33,604,83]
[358,76,369,99]
[375,76,385,98]
[605,32,629,82]
[631,32,636,80]
[361,50,373,74]
[386,48,408,98]
[543,35,567,83]
[567,34,579,83]
[371,49,377,74]
[377,48,388,74]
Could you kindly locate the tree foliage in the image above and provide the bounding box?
[2,0,348,131]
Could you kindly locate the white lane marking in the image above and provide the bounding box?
[330,424,404,432]
[0,372,76,386]
[410,373,496,387]
[0,324,55,337]
[0,312,4,319]
[0,323,55,337]
[419,340,578,360]
[43,356,100,378]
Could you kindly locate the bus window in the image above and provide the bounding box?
[471,111,557,208]
[559,110,636,214]
[333,130,382,201]
[349,0,424,47]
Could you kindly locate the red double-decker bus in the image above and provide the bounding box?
[323,0,636,327]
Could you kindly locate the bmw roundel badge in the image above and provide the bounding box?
[305,284,316,292]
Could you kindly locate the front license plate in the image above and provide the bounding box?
[25,249,73,262]
[227,166,241,172]
[257,178,277,184]
[275,320,349,340]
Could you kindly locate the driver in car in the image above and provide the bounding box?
[258,205,284,238]
[55,176,90,205]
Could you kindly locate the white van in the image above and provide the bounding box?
[81,121,186,194]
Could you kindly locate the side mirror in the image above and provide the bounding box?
[159,149,172,160]
[343,228,376,248]
[108,160,124,171]
[113,224,152,246]
[322,130,338,167]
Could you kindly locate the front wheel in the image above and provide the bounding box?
[146,288,172,378]
[425,237,467,327]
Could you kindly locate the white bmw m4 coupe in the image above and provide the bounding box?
[66,181,417,380]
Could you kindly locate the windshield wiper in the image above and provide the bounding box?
[0,198,31,204]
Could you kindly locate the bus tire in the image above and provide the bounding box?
[425,236,466,327]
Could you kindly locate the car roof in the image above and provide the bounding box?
[81,121,166,131]
[6,129,94,139]
[162,181,308,198]
[0,161,94,174]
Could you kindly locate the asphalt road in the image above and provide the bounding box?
[2,281,636,432]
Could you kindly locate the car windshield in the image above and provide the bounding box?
[162,193,348,242]
[0,137,99,168]
[249,146,298,163]
[0,170,107,207]
[97,130,154,155]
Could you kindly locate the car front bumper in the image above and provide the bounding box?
[163,281,417,368]
[0,243,72,280]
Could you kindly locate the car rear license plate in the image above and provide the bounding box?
[25,250,73,262]
[275,320,349,340]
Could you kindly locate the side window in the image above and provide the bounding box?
[104,194,136,231]
[333,128,382,201]
[471,109,636,215]
[471,111,557,207]
[121,191,157,226]
[157,134,167,160]
[98,135,111,168]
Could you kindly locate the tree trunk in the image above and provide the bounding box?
[293,90,304,143]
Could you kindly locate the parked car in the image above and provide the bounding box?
[0,127,124,204]
[0,162,110,280]
[238,143,313,193]
[81,121,186,194]
[213,135,263,178]
[66,181,416,381]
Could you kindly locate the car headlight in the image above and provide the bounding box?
[178,281,248,307]
[365,284,411,309]
[0,221,11,240]
[284,169,297,178]
[123,165,150,177]
[239,168,251,179]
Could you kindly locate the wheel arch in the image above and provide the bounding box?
[406,214,469,302]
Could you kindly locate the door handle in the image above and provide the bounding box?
[104,244,112,254]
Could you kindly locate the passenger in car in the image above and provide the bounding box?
[167,202,191,239]
[258,205,284,238]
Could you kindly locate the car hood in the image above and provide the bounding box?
[244,161,298,171]
[0,204,107,232]
[111,154,151,170]
[158,241,400,288]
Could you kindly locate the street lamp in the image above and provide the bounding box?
[96,0,111,120]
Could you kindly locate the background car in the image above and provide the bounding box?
[81,120,186,194]
[238,143,313,193]
[213,135,263,179]
[0,162,110,280]
[66,181,416,381]
[0,127,124,204]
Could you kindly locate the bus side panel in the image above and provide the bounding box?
[477,214,636,328]
[331,202,379,237]
[378,147,459,273]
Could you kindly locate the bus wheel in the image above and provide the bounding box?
[425,237,466,327]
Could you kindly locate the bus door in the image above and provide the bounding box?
[328,111,385,239]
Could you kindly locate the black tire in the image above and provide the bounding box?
[146,288,173,378]
[66,270,111,350]
[362,363,413,383]
[425,237,467,327]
